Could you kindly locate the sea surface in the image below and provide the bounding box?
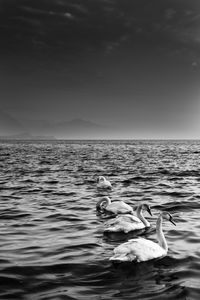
[0,140,199,300]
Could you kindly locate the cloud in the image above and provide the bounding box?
[67,3,89,15]
[164,8,176,20]
[63,12,75,20]
[21,6,51,16]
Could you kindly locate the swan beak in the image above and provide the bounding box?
[147,206,152,216]
[169,216,176,226]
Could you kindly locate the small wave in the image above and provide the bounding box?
[0,210,31,220]
[52,191,77,196]
[43,180,59,184]
[153,191,193,198]
[122,176,156,186]
[153,200,200,213]
[158,169,200,177]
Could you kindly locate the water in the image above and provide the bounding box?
[0,140,199,300]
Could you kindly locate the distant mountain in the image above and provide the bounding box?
[19,117,107,138]
[0,110,25,136]
[0,113,112,139]
[54,118,108,139]
[59,118,104,129]
[19,118,55,135]
[0,112,56,139]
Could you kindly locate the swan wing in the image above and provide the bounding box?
[105,180,112,188]
[110,241,137,262]
[110,238,166,262]
[105,217,121,226]
[123,214,143,223]
[106,214,135,226]
[114,214,141,223]
[105,222,145,233]
[127,238,167,261]
[105,216,144,233]
[97,178,112,189]
[107,201,133,214]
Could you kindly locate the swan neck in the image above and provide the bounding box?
[156,216,168,251]
[105,197,111,206]
[136,206,150,227]
[101,197,111,207]
[96,197,111,211]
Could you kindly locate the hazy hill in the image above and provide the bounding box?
[0,110,25,136]
[19,117,108,138]
[0,112,112,139]
[19,118,55,135]
[54,118,109,139]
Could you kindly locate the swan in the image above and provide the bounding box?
[96,196,133,215]
[97,176,112,189]
[109,211,176,263]
[104,203,152,233]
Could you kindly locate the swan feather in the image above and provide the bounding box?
[110,237,166,262]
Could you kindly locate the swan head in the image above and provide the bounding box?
[97,176,106,183]
[96,196,111,212]
[142,203,152,216]
[161,211,176,226]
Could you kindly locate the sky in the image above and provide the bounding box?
[1,0,200,139]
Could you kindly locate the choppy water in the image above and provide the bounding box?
[0,140,199,300]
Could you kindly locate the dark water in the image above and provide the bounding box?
[0,140,199,300]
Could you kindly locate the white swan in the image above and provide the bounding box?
[104,204,152,233]
[110,211,176,263]
[97,176,112,189]
[96,196,133,215]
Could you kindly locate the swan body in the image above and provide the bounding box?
[104,204,152,233]
[96,196,133,215]
[110,211,176,263]
[97,176,112,189]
